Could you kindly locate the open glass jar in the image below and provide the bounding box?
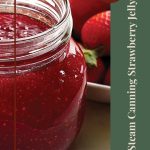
[0,0,87,149]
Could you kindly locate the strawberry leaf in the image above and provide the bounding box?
[83,49,97,67]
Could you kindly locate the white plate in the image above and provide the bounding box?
[87,82,110,103]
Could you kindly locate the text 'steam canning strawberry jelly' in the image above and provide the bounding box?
[0,0,87,149]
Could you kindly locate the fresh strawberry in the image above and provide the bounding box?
[81,11,111,56]
[87,58,105,83]
[82,48,105,83]
[70,0,110,39]
[104,67,110,85]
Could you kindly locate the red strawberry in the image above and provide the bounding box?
[70,0,110,39]
[81,11,111,55]
[104,67,110,85]
[81,48,105,83]
[87,58,105,83]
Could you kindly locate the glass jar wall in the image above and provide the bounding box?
[0,0,87,149]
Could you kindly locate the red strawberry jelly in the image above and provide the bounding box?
[0,14,50,40]
[0,14,86,150]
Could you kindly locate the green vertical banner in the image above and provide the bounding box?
[111,0,150,149]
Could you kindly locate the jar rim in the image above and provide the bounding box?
[0,0,72,74]
[0,0,70,44]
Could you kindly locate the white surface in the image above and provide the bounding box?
[70,101,110,150]
[87,82,110,103]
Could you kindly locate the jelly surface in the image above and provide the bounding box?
[0,14,86,150]
[0,13,49,40]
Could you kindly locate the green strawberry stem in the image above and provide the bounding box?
[83,49,97,67]
[78,43,104,67]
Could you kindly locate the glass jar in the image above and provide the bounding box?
[0,0,87,149]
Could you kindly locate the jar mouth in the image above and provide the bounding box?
[0,0,72,74]
[0,0,70,43]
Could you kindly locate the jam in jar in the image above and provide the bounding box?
[0,0,87,149]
